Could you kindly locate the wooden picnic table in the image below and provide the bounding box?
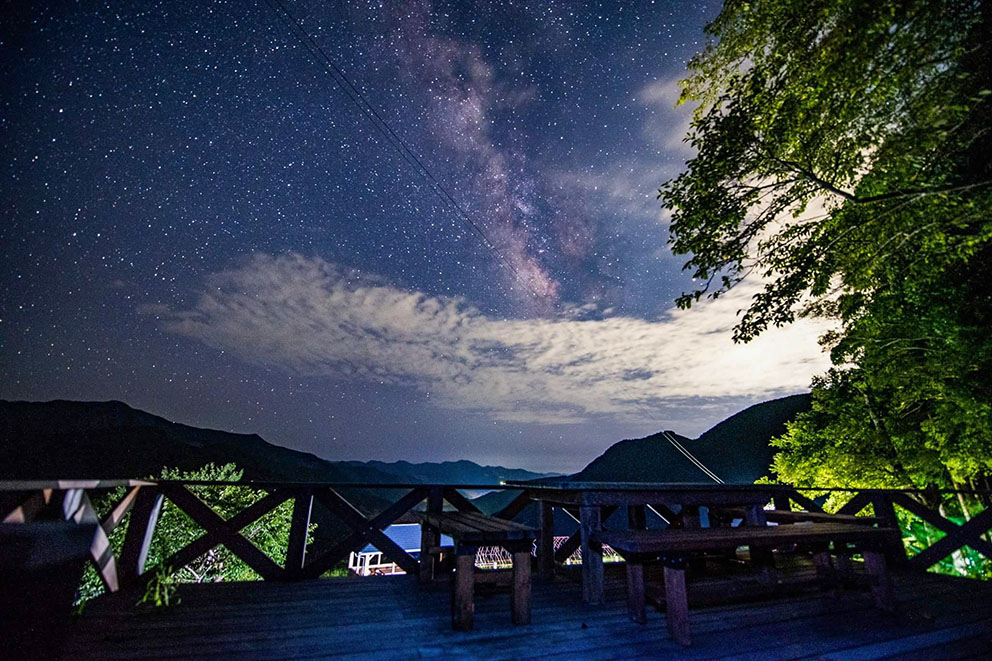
[417,510,537,630]
[503,481,784,605]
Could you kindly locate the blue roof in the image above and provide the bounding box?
[359,523,452,554]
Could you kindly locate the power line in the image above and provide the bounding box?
[263,0,546,300]
[662,431,724,484]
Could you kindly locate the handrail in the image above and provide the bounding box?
[3,479,990,496]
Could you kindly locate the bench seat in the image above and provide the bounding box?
[715,507,885,526]
[596,522,898,646]
[418,511,537,631]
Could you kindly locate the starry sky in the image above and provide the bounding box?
[1,0,833,473]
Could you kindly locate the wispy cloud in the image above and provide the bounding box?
[151,253,832,425]
[550,76,696,230]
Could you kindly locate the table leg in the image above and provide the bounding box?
[682,505,707,574]
[626,560,646,624]
[453,552,475,630]
[538,501,555,579]
[419,487,444,585]
[745,504,777,585]
[864,549,893,611]
[663,560,691,646]
[580,505,604,605]
[627,504,646,531]
[511,549,532,625]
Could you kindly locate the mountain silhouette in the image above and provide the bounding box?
[570,393,811,484]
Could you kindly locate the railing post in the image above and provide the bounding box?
[873,492,908,567]
[61,488,121,592]
[579,505,604,605]
[285,489,313,579]
[419,486,444,584]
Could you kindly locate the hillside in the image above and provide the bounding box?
[569,394,811,484]
[339,459,554,485]
[0,399,550,485]
[0,399,398,484]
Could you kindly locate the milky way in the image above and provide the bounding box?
[1,1,832,472]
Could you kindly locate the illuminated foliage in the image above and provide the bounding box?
[662,0,992,488]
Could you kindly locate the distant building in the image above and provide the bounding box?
[347,523,619,576]
[348,524,452,576]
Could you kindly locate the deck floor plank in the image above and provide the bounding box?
[64,560,992,660]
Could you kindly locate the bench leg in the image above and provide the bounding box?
[750,545,777,586]
[663,563,691,646]
[538,502,555,580]
[420,524,439,585]
[453,553,475,631]
[864,550,894,612]
[580,505,604,605]
[812,547,837,596]
[511,549,532,625]
[626,561,646,624]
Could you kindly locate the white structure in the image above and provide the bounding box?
[348,523,452,577]
[348,524,619,576]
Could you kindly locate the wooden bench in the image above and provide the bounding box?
[715,507,884,526]
[418,511,537,631]
[596,522,899,646]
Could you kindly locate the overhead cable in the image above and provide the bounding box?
[263,0,545,300]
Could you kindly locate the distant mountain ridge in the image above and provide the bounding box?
[0,400,551,485]
[569,394,811,484]
[339,459,556,485]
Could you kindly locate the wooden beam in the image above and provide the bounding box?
[100,486,141,536]
[119,488,163,584]
[871,493,909,566]
[1,489,53,523]
[889,492,992,560]
[626,561,646,624]
[151,489,290,586]
[787,489,825,513]
[284,490,313,577]
[443,487,482,514]
[511,549,532,625]
[302,487,427,580]
[453,553,475,631]
[555,530,580,563]
[627,505,646,531]
[664,564,691,646]
[908,505,992,569]
[159,484,283,581]
[888,492,956,532]
[419,486,444,584]
[313,489,419,576]
[537,501,554,578]
[495,491,531,521]
[227,490,293,530]
[864,549,894,611]
[64,489,120,592]
[836,491,874,517]
[580,505,604,605]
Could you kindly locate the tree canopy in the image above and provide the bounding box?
[661,0,992,489]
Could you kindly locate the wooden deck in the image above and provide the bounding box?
[65,561,992,660]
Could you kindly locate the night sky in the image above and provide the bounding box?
[1,1,832,473]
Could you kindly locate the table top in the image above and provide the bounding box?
[501,481,783,506]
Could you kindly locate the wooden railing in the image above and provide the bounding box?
[768,486,992,573]
[1,480,989,595]
[0,480,529,594]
